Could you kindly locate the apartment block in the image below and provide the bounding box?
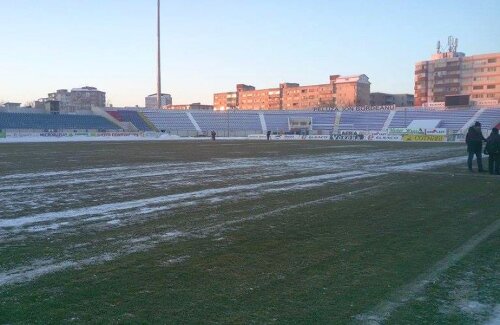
[36,87,106,112]
[415,45,500,107]
[214,74,370,110]
[370,93,414,107]
[145,93,173,109]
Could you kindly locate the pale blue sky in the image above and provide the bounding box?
[1,0,499,106]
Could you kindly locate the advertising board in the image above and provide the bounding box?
[424,128,447,135]
[366,132,402,142]
[388,128,425,135]
[331,134,364,141]
[402,134,447,142]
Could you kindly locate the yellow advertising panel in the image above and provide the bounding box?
[403,134,446,142]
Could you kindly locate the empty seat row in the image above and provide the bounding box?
[0,112,120,130]
[339,111,390,131]
[389,108,478,131]
[107,111,153,131]
[142,111,196,131]
[191,111,261,131]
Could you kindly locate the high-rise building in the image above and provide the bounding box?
[36,87,106,111]
[145,93,172,109]
[415,38,500,107]
[214,74,370,110]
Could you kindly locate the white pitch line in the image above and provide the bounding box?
[355,218,500,324]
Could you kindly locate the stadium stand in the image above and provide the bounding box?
[137,108,500,135]
[311,112,337,130]
[476,108,500,130]
[264,111,336,132]
[142,110,197,132]
[388,108,478,131]
[338,111,390,131]
[263,111,293,132]
[190,111,261,132]
[107,110,153,131]
[3,107,499,136]
[0,112,121,130]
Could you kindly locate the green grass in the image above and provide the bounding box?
[0,140,498,324]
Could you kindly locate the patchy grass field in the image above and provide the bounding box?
[0,140,498,324]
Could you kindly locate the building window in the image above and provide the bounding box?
[487,85,496,89]
[487,67,496,72]
[473,86,483,90]
[488,58,497,63]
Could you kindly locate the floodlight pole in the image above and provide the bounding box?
[157,0,162,109]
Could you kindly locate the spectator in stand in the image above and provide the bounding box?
[484,127,500,175]
[466,122,486,172]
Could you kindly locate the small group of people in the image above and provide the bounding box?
[466,122,500,175]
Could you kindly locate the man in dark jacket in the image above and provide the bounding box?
[466,121,486,172]
[485,127,500,175]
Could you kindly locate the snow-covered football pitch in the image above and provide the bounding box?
[0,140,498,324]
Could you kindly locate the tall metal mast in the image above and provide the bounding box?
[157,0,162,109]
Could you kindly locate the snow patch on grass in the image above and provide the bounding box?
[0,230,186,287]
[484,305,500,325]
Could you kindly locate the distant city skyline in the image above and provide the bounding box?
[1,0,499,107]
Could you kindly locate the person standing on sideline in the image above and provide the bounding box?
[266,130,271,141]
[466,122,486,172]
[211,130,216,141]
[484,127,500,175]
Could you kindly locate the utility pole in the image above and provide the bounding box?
[157,0,162,109]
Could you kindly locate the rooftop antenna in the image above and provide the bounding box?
[157,0,162,109]
[446,35,459,53]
